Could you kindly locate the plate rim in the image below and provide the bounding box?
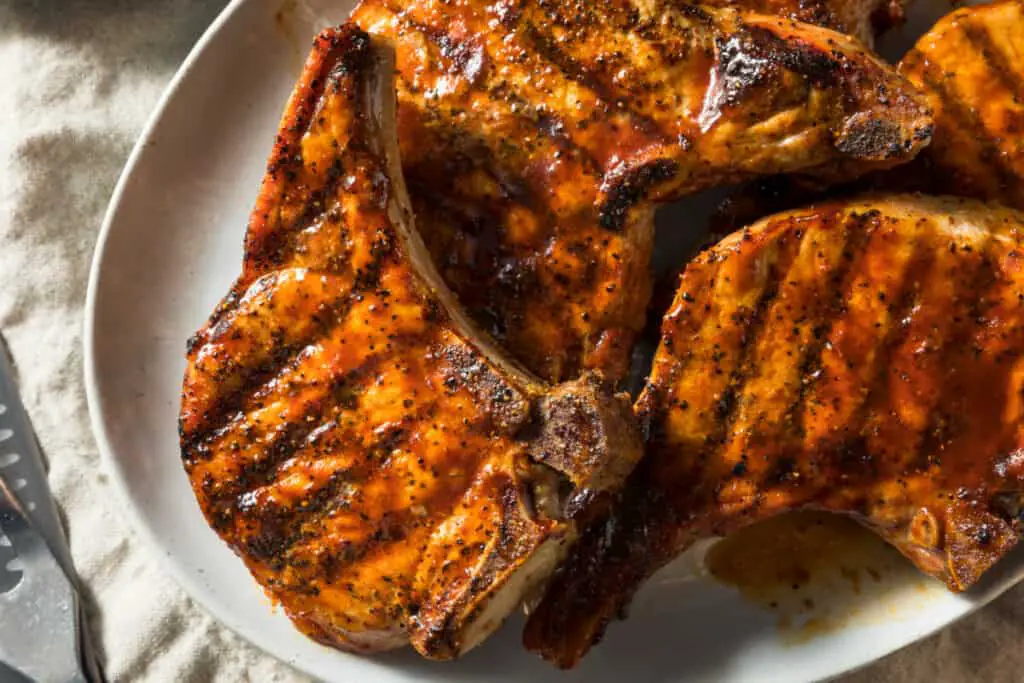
[79,0,314,674]
[80,1,1024,681]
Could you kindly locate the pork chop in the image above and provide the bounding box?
[895,0,1024,209]
[353,0,934,382]
[526,194,1024,666]
[180,25,642,660]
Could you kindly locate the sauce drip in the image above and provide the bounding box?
[705,512,934,642]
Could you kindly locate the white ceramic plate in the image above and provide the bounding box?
[84,1,1024,681]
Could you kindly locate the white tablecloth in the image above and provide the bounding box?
[0,1,1020,680]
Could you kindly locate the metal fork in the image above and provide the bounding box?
[0,476,87,683]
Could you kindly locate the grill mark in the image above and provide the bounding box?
[394,76,564,220]
[639,237,799,520]
[960,22,1024,111]
[203,406,329,538]
[229,323,507,524]
[916,238,1000,470]
[919,58,1021,195]
[704,226,809,490]
[259,351,448,509]
[520,23,668,141]
[703,221,857,516]
[697,217,855,512]
[183,290,363,454]
[231,405,331,502]
[271,418,418,543]
[205,356,386,509]
[189,267,424,467]
[854,228,949,460]
[396,15,605,178]
[257,130,354,274]
[958,20,1024,203]
[254,189,350,277]
[820,225,938,489]
[743,26,840,90]
[786,214,874,447]
[253,396,495,582]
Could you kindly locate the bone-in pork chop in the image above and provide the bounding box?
[180,25,641,660]
[353,0,934,382]
[526,194,1024,666]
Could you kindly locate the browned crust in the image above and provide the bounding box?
[894,0,1024,210]
[181,23,642,660]
[353,0,932,383]
[526,194,1024,667]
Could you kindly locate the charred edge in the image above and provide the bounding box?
[789,1,844,33]
[919,59,1022,194]
[744,26,840,90]
[181,293,360,457]
[439,343,531,434]
[599,159,679,231]
[520,22,666,140]
[415,480,526,658]
[835,117,912,161]
[788,211,878,444]
[249,25,374,269]
[674,3,714,24]
[189,287,243,353]
[916,238,999,471]
[522,482,648,668]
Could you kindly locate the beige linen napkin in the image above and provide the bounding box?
[0,1,1018,681]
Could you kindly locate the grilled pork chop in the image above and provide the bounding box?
[180,25,642,659]
[895,0,1024,209]
[526,194,1024,666]
[353,0,934,382]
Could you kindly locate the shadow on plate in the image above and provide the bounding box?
[371,568,770,683]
